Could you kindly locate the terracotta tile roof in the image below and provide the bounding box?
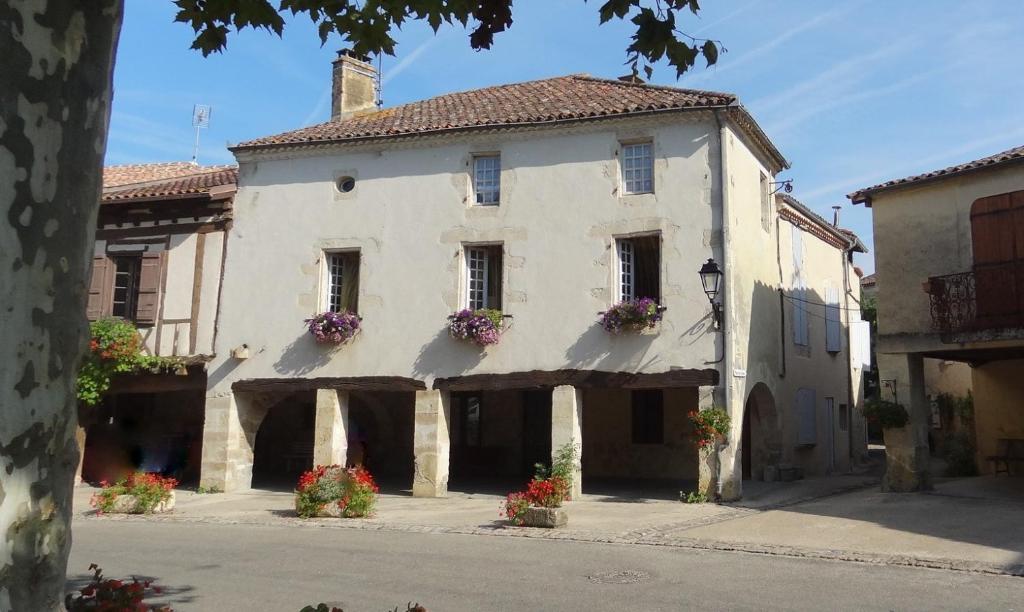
[103,162,213,187]
[848,144,1024,205]
[102,164,237,203]
[777,194,866,253]
[861,273,877,286]
[234,74,759,151]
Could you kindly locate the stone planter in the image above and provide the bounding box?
[519,506,567,528]
[105,491,175,514]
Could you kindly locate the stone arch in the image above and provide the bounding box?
[250,391,316,489]
[741,382,782,480]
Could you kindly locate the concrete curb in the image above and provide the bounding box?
[80,508,1024,578]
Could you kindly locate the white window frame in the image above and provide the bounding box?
[472,154,501,205]
[616,238,635,302]
[621,141,654,195]
[465,246,490,310]
[791,224,809,346]
[322,250,359,313]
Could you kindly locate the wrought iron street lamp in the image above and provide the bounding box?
[699,258,723,329]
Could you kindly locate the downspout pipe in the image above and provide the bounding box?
[713,110,734,497]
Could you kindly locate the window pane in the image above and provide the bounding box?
[617,239,634,302]
[111,257,140,320]
[622,143,653,194]
[474,155,500,205]
[633,235,660,302]
[326,252,360,313]
[466,247,488,310]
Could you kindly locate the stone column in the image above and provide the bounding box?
[413,389,450,497]
[696,389,721,500]
[551,385,583,499]
[883,353,932,492]
[314,389,350,467]
[200,391,268,492]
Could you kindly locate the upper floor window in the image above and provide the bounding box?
[111,256,141,319]
[616,234,660,302]
[465,244,503,310]
[621,142,653,194]
[473,154,501,205]
[326,251,360,314]
[87,251,163,325]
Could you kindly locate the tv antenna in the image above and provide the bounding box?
[191,104,211,164]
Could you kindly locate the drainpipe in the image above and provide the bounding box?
[714,111,734,497]
[841,243,857,468]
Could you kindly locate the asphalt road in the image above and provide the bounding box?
[68,520,1023,611]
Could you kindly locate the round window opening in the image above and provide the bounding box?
[337,176,356,193]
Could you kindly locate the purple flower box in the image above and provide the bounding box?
[305,311,361,344]
[599,298,665,333]
[448,309,504,346]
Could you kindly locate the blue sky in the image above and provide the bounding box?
[108,0,1024,272]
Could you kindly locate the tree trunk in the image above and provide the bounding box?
[0,1,122,609]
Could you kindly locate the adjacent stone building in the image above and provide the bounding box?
[199,51,868,499]
[851,144,1024,486]
[80,162,236,486]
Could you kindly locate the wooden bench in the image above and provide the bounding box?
[986,438,1024,475]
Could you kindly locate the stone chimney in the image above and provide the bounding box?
[331,49,378,121]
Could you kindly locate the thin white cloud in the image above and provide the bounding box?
[690,0,764,36]
[765,63,950,138]
[684,2,863,85]
[747,38,917,116]
[798,125,1024,202]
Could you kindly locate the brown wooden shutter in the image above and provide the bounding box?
[135,251,165,325]
[971,191,1024,327]
[87,256,113,321]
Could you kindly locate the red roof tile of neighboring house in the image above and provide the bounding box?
[848,144,1024,205]
[233,74,788,169]
[102,164,237,203]
[861,273,876,287]
[103,162,216,187]
[777,194,866,253]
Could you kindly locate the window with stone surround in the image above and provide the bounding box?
[615,234,661,303]
[325,250,360,314]
[464,244,503,310]
[621,141,654,194]
[473,154,501,205]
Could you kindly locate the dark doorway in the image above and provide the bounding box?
[252,394,315,489]
[522,390,552,475]
[81,390,204,487]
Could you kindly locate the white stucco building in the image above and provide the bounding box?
[200,51,867,499]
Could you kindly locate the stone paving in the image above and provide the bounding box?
[74,474,1024,578]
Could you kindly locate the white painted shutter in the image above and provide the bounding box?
[825,287,841,352]
[796,388,817,446]
[854,320,872,367]
[617,239,634,302]
[791,224,808,346]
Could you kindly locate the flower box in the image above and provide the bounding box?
[105,491,176,514]
[448,308,505,346]
[90,472,177,514]
[520,506,568,528]
[599,298,666,334]
[305,311,361,345]
[295,465,379,518]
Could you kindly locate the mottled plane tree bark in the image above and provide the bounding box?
[0,1,122,609]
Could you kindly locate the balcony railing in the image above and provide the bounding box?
[926,265,1024,334]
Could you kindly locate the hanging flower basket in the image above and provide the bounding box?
[448,309,505,346]
[599,298,666,333]
[305,311,361,344]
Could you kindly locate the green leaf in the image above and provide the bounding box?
[701,39,719,66]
